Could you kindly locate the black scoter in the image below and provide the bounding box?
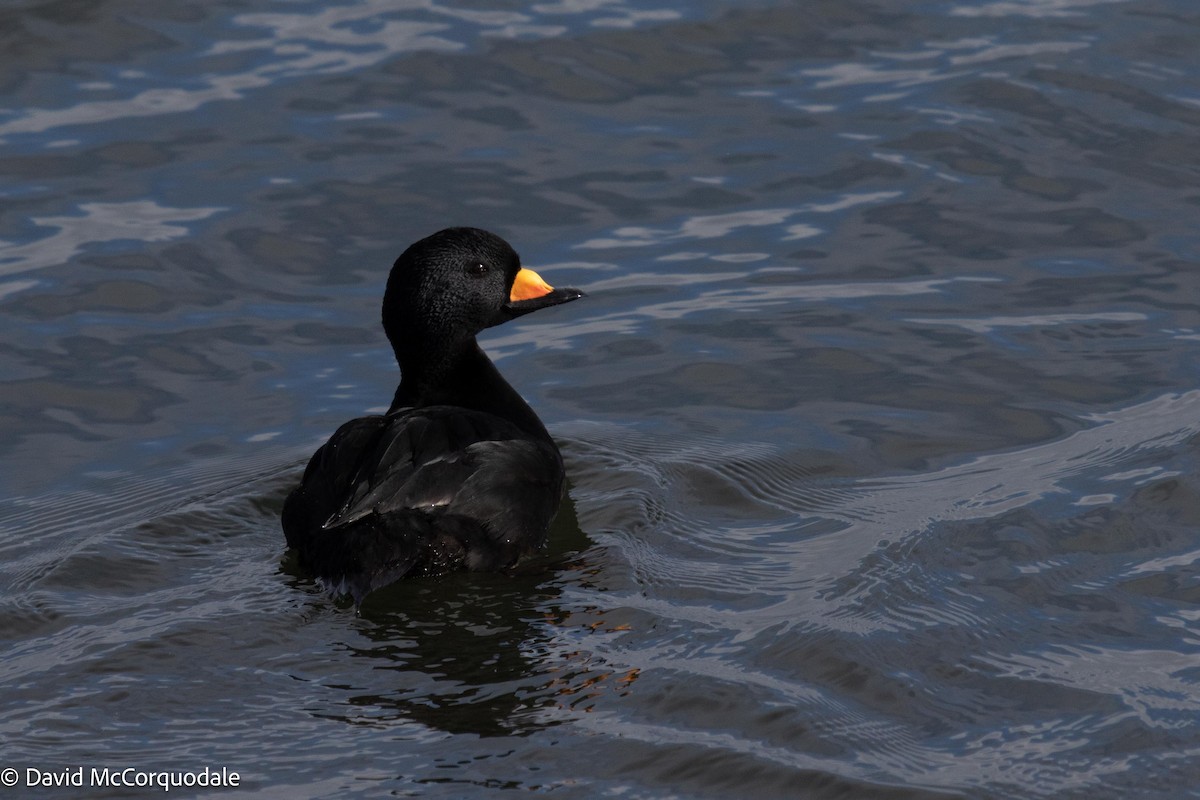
[282,227,584,603]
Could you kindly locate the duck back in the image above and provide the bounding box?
[282,406,564,602]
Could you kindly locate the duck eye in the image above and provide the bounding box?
[465,262,489,276]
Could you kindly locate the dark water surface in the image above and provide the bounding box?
[2,0,1200,797]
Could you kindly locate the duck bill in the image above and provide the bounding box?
[489,267,584,327]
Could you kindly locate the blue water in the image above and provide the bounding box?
[2,0,1200,797]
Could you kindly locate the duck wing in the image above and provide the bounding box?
[282,406,564,602]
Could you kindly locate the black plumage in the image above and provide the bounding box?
[282,228,584,603]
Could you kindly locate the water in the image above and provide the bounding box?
[2,0,1199,797]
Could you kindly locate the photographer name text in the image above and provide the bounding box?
[4,766,240,792]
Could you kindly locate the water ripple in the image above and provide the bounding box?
[0,0,701,143]
[576,192,900,249]
[0,201,224,279]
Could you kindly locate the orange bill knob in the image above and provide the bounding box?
[510,267,555,302]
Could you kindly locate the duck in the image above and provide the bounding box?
[282,227,585,603]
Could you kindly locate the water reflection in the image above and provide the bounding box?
[0,201,223,278]
[292,494,627,738]
[575,192,900,248]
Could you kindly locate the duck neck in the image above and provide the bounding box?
[388,339,551,441]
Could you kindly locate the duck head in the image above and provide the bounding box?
[382,227,584,361]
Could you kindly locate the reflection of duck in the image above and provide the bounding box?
[282,228,584,603]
